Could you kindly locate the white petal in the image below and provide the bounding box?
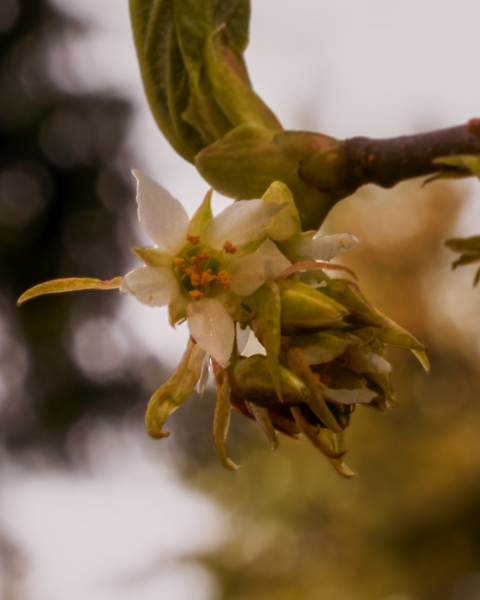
[295,233,358,261]
[187,298,235,368]
[256,239,291,278]
[241,331,267,357]
[236,323,251,354]
[120,267,179,307]
[229,253,267,296]
[229,240,291,296]
[202,199,284,249]
[323,387,377,405]
[196,354,211,394]
[133,169,189,253]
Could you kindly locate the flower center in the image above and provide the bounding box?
[174,236,235,300]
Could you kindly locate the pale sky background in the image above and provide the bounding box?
[2,1,480,599]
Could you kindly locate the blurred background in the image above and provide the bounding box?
[1,1,480,598]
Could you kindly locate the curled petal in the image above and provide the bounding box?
[18,277,122,304]
[275,260,357,283]
[187,298,235,368]
[133,169,189,253]
[213,367,239,471]
[203,199,285,249]
[295,233,358,261]
[121,267,179,307]
[145,338,206,438]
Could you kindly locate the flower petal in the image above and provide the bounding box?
[121,267,179,307]
[294,233,358,261]
[133,169,189,253]
[187,298,235,368]
[229,240,291,296]
[229,253,268,296]
[202,199,285,249]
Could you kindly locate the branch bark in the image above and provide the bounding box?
[341,118,480,189]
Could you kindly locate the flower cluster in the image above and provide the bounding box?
[18,171,428,476]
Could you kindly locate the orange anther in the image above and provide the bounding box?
[186,234,200,245]
[193,249,210,264]
[201,269,217,286]
[185,265,202,277]
[189,290,203,301]
[223,241,237,254]
[190,273,201,287]
[173,257,186,271]
[217,270,232,290]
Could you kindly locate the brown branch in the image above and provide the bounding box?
[341,118,480,189]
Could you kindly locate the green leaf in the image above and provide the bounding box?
[18,277,123,304]
[145,338,205,438]
[213,0,250,52]
[130,0,204,161]
[213,367,239,470]
[251,280,282,401]
[173,0,211,86]
[205,26,282,131]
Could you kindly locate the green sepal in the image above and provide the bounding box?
[133,247,173,268]
[262,181,302,242]
[319,279,383,328]
[433,155,480,179]
[145,338,205,438]
[283,330,352,366]
[168,294,189,326]
[213,367,239,470]
[251,280,282,401]
[188,189,213,235]
[245,401,278,449]
[375,311,429,371]
[278,280,347,335]
[229,355,310,405]
[286,347,342,433]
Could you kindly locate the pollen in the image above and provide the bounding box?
[189,290,203,301]
[147,294,153,302]
[223,241,237,254]
[185,265,202,277]
[201,269,217,286]
[173,258,186,271]
[217,270,232,290]
[186,234,200,245]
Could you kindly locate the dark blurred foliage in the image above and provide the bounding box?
[168,180,480,600]
[0,0,163,455]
